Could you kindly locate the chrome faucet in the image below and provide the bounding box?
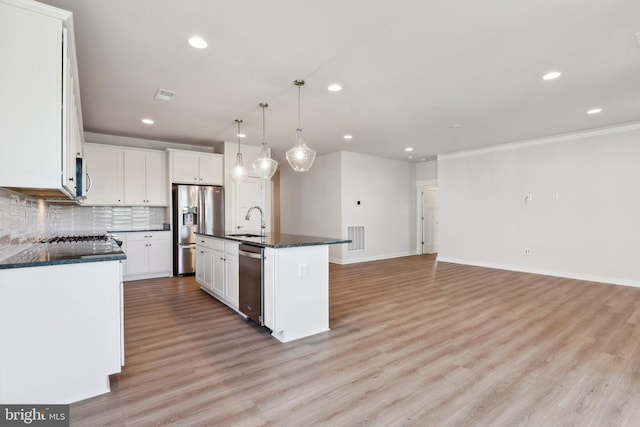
[245,206,265,235]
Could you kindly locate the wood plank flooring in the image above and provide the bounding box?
[70,255,640,426]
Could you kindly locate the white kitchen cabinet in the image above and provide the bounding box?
[83,143,124,205]
[223,243,239,308]
[123,149,168,206]
[197,237,239,310]
[122,231,171,281]
[169,149,223,185]
[0,0,84,199]
[196,244,213,291]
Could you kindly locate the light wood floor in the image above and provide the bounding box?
[71,255,640,426]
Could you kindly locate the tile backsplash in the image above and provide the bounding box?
[0,187,167,260]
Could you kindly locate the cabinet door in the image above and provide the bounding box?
[196,246,213,290]
[123,239,148,277]
[212,249,225,297]
[171,152,199,184]
[199,154,223,185]
[84,144,124,205]
[145,151,168,206]
[147,237,172,275]
[0,3,63,189]
[196,245,206,285]
[224,251,239,309]
[123,150,146,205]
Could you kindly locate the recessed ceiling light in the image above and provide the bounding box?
[328,83,342,92]
[405,147,414,152]
[587,107,602,115]
[188,36,208,49]
[542,70,562,80]
[343,134,353,140]
[237,133,246,138]
[141,118,154,125]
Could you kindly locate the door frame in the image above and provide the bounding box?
[415,179,438,255]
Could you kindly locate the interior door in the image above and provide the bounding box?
[422,186,438,254]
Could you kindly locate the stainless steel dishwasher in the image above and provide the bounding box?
[238,244,264,325]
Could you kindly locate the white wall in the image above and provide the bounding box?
[416,160,437,181]
[280,152,342,261]
[438,123,640,287]
[280,151,416,264]
[340,152,416,263]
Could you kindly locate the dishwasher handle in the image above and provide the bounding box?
[239,249,263,259]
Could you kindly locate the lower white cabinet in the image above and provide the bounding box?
[196,236,214,291]
[0,260,123,404]
[196,236,239,310]
[120,231,171,281]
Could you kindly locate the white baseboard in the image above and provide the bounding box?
[330,251,416,265]
[436,257,640,289]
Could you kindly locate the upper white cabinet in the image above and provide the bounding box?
[123,150,167,206]
[0,0,84,199]
[84,143,167,207]
[169,150,223,185]
[84,144,124,206]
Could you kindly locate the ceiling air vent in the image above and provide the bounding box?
[154,88,177,101]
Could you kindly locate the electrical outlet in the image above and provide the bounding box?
[524,248,532,255]
[298,264,309,277]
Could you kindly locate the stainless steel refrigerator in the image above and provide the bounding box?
[172,184,224,275]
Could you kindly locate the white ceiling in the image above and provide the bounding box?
[39,0,640,162]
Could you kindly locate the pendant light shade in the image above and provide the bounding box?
[286,80,316,172]
[230,119,249,183]
[252,103,278,180]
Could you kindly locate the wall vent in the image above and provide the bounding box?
[347,225,365,252]
[154,88,177,101]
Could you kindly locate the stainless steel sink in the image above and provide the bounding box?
[228,233,264,238]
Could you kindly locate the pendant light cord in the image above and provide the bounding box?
[235,119,242,152]
[262,105,266,143]
[297,84,302,131]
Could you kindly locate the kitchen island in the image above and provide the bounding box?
[195,232,350,343]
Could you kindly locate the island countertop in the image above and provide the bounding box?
[195,231,350,248]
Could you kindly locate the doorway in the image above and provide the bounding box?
[421,186,438,254]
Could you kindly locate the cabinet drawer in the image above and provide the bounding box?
[197,236,213,249]
[212,239,225,251]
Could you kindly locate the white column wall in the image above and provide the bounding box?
[438,124,640,287]
[416,160,437,181]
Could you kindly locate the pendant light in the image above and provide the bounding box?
[286,79,316,172]
[230,119,249,183]
[252,103,278,179]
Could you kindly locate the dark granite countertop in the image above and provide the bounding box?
[0,240,126,270]
[195,231,351,248]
